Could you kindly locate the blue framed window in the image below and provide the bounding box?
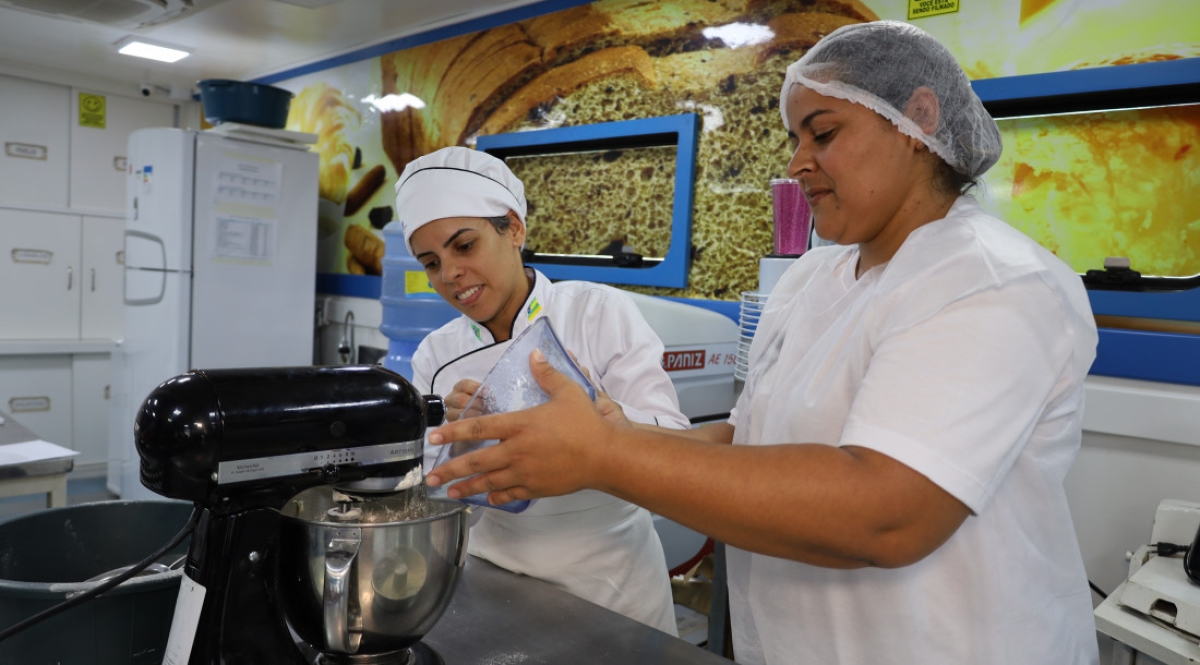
[476,113,700,289]
[975,58,1200,387]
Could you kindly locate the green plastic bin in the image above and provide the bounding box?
[0,500,192,665]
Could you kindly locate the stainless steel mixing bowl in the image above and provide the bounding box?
[277,487,469,656]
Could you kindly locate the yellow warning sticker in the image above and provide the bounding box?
[405,270,437,295]
[79,93,106,129]
[908,0,959,19]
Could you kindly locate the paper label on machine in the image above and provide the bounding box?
[163,574,206,665]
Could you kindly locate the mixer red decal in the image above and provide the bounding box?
[662,350,706,372]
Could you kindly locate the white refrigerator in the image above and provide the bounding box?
[108,126,319,499]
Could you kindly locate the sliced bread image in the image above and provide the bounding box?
[379,0,879,299]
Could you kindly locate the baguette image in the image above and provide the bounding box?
[286,83,361,204]
[344,164,387,217]
[344,223,385,275]
[376,0,878,300]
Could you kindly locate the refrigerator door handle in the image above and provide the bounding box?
[124,267,166,305]
[124,230,169,306]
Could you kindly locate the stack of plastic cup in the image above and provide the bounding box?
[770,178,811,256]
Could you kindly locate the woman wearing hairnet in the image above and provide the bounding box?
[395,146,689,635]
[426,21,1100,664]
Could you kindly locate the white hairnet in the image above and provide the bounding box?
[395,146,527,254]
[780,21,1001,179]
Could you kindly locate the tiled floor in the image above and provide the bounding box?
[0,474,116,523]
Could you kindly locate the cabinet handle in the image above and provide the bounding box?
[9,396,50,413]
[91,268,96,292]
[67,266,73,291]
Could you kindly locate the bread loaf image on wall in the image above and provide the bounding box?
[377,0,878,300]
[287,83,361,204]
[1004,44,1200,279]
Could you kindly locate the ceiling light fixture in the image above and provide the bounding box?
[114,36,192,63]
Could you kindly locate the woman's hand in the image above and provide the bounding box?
[426,349,615,504]
[595,393,632,428]
[568,350,631,429]
[444,379,483,421]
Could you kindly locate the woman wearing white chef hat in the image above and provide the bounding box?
[425,21,1101,665]
[395,145,687,635]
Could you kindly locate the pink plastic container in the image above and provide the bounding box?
[770,178,811,256]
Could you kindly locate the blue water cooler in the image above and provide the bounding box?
[380,222,458,382]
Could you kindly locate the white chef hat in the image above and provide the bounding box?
[394,146,527,255]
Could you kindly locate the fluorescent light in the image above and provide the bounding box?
[115,37,191,63]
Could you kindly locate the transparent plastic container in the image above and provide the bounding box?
[428,317,596,512]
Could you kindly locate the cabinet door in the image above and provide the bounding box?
[70,94,175,213]
[71,353,110,472]
[81,216,125,339]
[0,355,74,447]
[0,209,81,339]
[0,75,70,208]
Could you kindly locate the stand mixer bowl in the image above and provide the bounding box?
[277,487,469,658]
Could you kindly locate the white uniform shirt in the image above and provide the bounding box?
[728,197,1100,665]
[412,268,688,635]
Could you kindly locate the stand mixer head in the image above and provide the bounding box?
[134,365,462,664]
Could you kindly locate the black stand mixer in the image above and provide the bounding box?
[135,365,466,665]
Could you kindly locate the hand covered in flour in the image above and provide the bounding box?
[444,379,484,421]
[426,348,616,505]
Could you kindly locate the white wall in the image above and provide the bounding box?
[1068,378,1200,596]
[1066,375,1200,657]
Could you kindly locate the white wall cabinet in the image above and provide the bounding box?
[0,72,177,478]
[0,355,73,449]
[70,353,111,473]
[0,75,70,208]
[0,208,82,339]
[70,93,175,213]
[0,209,125,341]
[81,215,125,339]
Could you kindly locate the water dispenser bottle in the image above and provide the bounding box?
[380,221,458,381]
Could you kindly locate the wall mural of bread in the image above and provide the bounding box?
[280,0,1200,293]
[370,0,878,299]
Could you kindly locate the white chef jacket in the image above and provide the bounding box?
[727,197,1100,665]
[412,268,688,635]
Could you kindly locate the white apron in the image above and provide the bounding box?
[414,271,683,635]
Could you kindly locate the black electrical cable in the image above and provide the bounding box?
[0,504,202,643]
[1151,542,1191,557]
[1088,580,1108,600]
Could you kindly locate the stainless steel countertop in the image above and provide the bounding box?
[424,555,731,664]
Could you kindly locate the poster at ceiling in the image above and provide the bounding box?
[278,0,1200,299]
